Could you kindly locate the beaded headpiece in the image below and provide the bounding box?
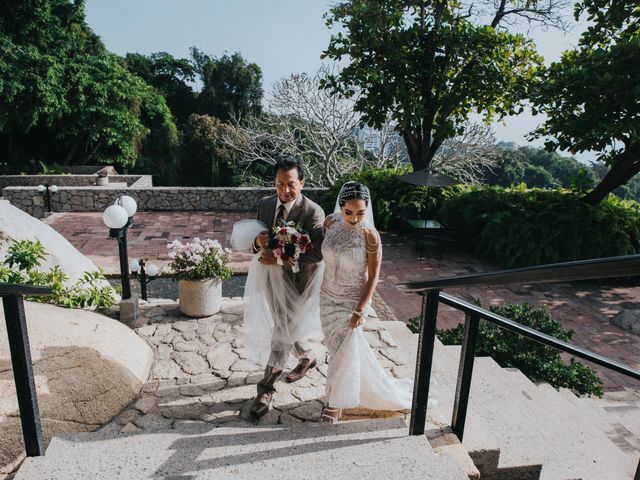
[338,182,371,203]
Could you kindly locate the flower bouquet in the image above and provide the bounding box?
[268,221,312,273]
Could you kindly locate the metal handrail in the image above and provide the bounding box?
[1,282,52,458]
[398,254,640,293]
[409,289,640,445]
[439,292,640,380]
[0,282,52,296]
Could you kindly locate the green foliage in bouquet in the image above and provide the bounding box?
[409,302,603,397]
[0,240,116,309]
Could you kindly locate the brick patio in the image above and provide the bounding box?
[46,211,640,391]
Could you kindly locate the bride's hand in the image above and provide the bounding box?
[350,312,364,329]
[258,250,277,265]
[256,231,270,249]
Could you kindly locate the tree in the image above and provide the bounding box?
[222,67,373,186]
[431,123,500,184]
[181,114,239,186]
[483,146,598,189]
[321,0,566,172]
[124,52,196,125]
[191,49,263,123]
[0,0,177,169]
[530,0,640,205]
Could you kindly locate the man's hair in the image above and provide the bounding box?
[274,156,304,181]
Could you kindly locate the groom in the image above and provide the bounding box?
[250,157,325,418]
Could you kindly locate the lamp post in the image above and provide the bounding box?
[130,259,159,301]
[102,195,138,300]
[37,184,58,214]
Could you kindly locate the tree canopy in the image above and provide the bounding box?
[191,49,263,123]
[0,0,177,169]
[530,0,640,205]
[321,0,564,173]
[124,52,196,126]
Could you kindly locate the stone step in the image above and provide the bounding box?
[554,386,640,456]
[385,324,544,478]
[14,418,470,480]
[387,323,638,479]
[496,370,637,479]
[380,321,481,479]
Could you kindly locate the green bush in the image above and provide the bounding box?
[0,240,116,309]
[437,185,640,268]
[325,169,640,268]
[409,302,603,396]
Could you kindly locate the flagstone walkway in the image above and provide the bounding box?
[46,211,640,391]
[98,297,409,434]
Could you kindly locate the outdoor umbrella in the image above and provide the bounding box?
[397,169,459,187]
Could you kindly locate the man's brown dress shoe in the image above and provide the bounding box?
[285,358,317,383]
[250,387,274,418]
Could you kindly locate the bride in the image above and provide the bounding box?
[319,181,437,423]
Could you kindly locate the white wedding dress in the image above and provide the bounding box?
[320,213,436,410]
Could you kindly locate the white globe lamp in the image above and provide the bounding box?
[146,264,159,277]
[103,205,128,229]
[116,195,137,217]
[129,259,141,273]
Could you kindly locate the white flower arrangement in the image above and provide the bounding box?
[167,237,232,281]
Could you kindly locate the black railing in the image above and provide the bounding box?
[1,282,52,457]
[397,254,640,442]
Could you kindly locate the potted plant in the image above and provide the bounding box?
[167,237,232,317]
[96,169,109,186]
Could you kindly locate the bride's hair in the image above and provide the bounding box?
[338,181,370,207]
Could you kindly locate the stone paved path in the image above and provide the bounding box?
[47,212,640,391]
[99,298,410,434]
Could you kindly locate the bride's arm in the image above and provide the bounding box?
[351,228,382,328]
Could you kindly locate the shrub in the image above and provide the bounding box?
[408,302,603,396]
[0,240,116,309]
[325,169,640,268]
[323,167,463,230]
[437,185,640,267]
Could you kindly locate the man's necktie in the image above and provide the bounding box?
[274,204,285,227]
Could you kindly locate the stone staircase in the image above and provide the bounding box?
[385,321,640,480]
[8,297,640,479]
[13,418,469,480]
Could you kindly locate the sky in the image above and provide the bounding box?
[84,0,594,162]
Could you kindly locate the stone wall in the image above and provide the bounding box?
[0,174,151,190]
[2,186,329,218]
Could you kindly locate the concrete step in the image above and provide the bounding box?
[388,323,639,479]
[554,386,640,456]
[386,324,544,478]
[14,418,470,480]
[495,369,637,479]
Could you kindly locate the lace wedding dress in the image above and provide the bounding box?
[320,214,437,410]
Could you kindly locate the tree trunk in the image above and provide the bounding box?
[583,142,640,205]
[78,140,103,165]
[63,139,80,165]
[402,129,434,172]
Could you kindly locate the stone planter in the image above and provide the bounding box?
[178,278,222,317]
[96,176,109,186]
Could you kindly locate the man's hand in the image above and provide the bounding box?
[256,231,270,249]
[258,249,278,265]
